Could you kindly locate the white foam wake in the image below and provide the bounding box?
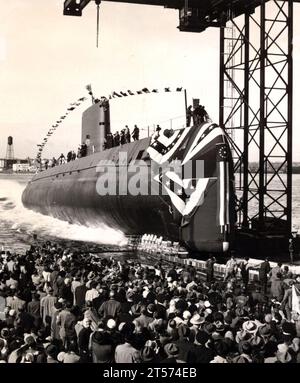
[0,178,127,246]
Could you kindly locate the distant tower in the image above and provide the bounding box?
[6,136,14,159]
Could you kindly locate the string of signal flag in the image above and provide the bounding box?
[36,85,184,161]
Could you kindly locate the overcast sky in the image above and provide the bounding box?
[0,0,299,160]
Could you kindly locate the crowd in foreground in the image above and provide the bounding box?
[0,243,300,363]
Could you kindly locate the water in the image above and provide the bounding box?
[0,173,300,253]
[0,173,127,253]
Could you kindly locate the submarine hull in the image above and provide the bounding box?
[22,122,236,253]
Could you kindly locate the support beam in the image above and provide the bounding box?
[242,12,250,228]
[63,0,92,16]
[220,0,293,238]
[287,0,293,234]
[259,0,266,230]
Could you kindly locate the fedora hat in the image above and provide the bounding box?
[190,313,205,326]
[164,343,179,357]
[242,320,258,334]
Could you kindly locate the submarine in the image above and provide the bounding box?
[22,98,236,253]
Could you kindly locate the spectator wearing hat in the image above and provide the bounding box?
[85,281,99,304]
[45,344,59,363]
[173,325,197,363]
[233,341,253,363]
[60,342,80,363]
[210,340,229,363]
[161,343,179,363]
[140,346,157,363]
[194,330,214,363]
[90,330,115,363]
[189,313,205,341]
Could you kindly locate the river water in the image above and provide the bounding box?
[0,173,300,253]
[0,173,127,253]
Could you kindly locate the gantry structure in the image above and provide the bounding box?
[63,0,298,239]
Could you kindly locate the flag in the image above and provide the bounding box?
[292,285,300,314]
[60,116,66,119]
[57,121,61,124]
[182,123,222,165]
[120,92,128,97]
[67,107,75,111]
[152,89,158,93]
[165,87,170,92]
[176,87,183,92]
[142,88,150,93]
[86,84,92,92]
[127,90,134,95]
[147,127,191,165]
[137,91,143,95]
[153,165,209,217]
[112,91,122,98]
[78,97,86,101]
[216,142,230,232]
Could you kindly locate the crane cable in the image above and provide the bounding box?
[96,0,101,47]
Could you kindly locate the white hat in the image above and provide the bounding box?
[107,319,116,330]
[57,352,66,363]
[183,310,191,320]
[204,300,211,308]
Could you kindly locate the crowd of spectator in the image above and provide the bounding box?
[1,242,300,363]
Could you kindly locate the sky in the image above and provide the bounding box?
[0,0,300,160]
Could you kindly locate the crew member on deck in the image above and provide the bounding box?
[120,129,126,145]
[67,151,72,162]
[114,131,120,146]
[186,105,193,127]
[154,125,162,140]
[193,103,209,125]
[125,126,131,143]
[58,153,65,165]
[132,125,140,141]
[106,133,113,149]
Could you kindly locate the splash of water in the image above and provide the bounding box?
[0,178,127,246]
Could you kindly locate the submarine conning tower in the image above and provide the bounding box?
[81,98,111,156]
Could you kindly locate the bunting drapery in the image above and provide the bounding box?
[35,86,184,162]
[35,96,88,161]
[108,86,183,99]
